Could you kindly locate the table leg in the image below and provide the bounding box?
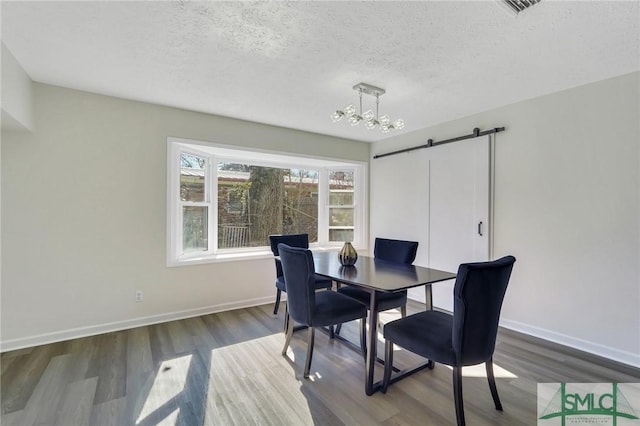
[424,284,433,310]
[365,290,378,396]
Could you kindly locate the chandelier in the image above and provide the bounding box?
[331,82,404,134]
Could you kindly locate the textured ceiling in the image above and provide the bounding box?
[2,1,639,142]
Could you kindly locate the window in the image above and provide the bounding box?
[180,153,209,254]
[167,138,367,265]
[328,170,355,242]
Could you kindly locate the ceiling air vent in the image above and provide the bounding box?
[503,0,541,14]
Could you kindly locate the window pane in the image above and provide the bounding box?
[329,170,354,191]
[183,206,208,253]
[217,163,319,248]
[329,191,353,205]
[180,153,205,202]
[329,208,353,226]
[330,229,354,242]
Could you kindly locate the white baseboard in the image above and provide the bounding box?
[0,296,276,353]
[500,318,640,369]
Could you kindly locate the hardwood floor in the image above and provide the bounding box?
[2,301,639,425]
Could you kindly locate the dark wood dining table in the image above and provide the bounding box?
[312,251,456,395]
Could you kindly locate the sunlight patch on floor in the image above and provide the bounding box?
[283,346,296,361]
[204,334,316,424]
[137,354,192,424]
[444,363,518,379]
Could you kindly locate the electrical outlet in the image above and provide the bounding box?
[135,290,143,302]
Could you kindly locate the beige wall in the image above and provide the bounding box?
[371,72,640,366]
[1,43,33,132]
[0,83,369,349]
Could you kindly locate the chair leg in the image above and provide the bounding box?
[335,323,342,335]
[283,303,289,332]
[453,366,466,426]
[282,312,294,356]
[273,289,282,315]
[359,318,367,361]
[303,327,315,379]
[486,358,503,411]
[400,304,407,317]
[381,339,394,393]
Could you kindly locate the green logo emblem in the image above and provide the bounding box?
[538,383,639,425]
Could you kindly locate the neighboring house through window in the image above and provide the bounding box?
[167,137,367,265]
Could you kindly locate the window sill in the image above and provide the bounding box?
[167,245,367,267]
[167,249,274,267]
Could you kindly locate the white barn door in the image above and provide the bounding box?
[424,135,491,311]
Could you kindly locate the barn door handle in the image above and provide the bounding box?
[477,221,483,236]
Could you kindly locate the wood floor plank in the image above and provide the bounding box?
[166,319,197,355]
[54,377,98,426]
[19,353,77,425]
[85,331,127,405]
[127,326,154,375]
[0,354,18,376]
[207,346,265,425]
[261,363,345,425]
[1,341,68,415]
[182,316,219,350]
[90,396,126,426]
[0,408,26,426]
[148,322,178,365]
[122,328,156,422]
[122,372,153,424]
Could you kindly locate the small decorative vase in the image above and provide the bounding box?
[338,242,358,266]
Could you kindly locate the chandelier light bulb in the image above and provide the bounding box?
[362,109,374,121]
[331,111,344,122]
[394,119,405,130]
[379,115,391,127]
[365,120,377,130]
[348,115,361,126]
[343,104,356,117]
[380,125,391,134]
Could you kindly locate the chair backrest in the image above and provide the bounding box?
[278,244,316,325]
[269,234,310,277]
[374,238,419,264]
[452,255,516,366]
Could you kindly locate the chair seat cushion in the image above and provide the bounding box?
[276,274,332,292]
[383,310,457,366]
[311,291,367,327]
[338,286,407,312]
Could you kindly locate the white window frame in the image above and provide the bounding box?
[167,137,368,266]
[324,168,361,246]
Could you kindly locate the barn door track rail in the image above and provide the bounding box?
[373,127,505,160]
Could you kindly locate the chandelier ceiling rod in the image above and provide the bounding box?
[352,82,385,97]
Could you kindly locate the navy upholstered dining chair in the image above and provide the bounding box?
[278,244,367,378]
[336,238,418,351]
[269,234,333,315]
[381,256,516,426]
